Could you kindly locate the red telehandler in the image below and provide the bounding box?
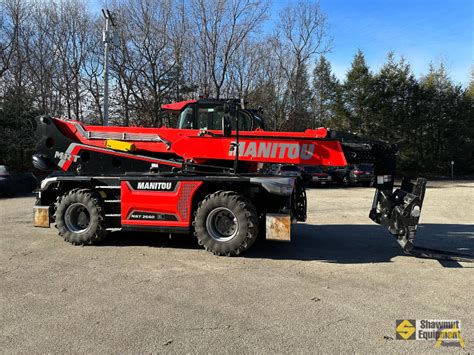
[31,99,469,260]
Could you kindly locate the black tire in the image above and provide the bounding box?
[53,188,84,226]
[55,189,107,245]
[193,191,258,256]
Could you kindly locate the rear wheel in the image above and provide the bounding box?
[193,191,258,256]
[55,189,107,245]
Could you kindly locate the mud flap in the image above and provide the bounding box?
[369,177,427,251]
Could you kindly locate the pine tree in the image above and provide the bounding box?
[373,52,418,138]
[312,55,341,128]
[371,52,419,170]
[283,63,312,131]
[419,62,469,173]
[343,49,374,135]
[467,67,474,99]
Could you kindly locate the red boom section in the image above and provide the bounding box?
[52,118,347,166]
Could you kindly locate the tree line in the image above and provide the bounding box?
[1,0,472,175]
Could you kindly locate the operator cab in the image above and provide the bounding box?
[161,99,265,131]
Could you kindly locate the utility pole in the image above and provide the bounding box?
[102,9,115,126]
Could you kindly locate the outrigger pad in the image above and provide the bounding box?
[370,178,427,251]
[266,214,291,242]
[34,206,50,228]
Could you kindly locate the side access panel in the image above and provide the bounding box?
[120,179,202,232]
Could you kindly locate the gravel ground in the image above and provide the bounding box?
[1,181,473,353]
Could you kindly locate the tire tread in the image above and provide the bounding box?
[55,189,107,245]
[194,191,258,256]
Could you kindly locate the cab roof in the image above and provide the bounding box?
[160,100,197,111]
[160,98,247,112]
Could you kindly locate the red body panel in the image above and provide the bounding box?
[120,180,202,227]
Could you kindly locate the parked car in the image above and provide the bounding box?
[0,165,37,197]
[327,164,374,187]
[274,164,302,177]
[300,165,332,187]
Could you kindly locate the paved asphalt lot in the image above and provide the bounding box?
[1,181,473,353]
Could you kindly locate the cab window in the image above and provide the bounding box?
[197,106,225,130]
[177,106,195,129]
[237,111,252,131]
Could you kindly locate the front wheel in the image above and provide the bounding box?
[193,191,258,256]
[55,189,108,245]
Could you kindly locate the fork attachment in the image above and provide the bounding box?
[370,177,427,251]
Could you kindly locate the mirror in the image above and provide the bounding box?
[222,115,232,137]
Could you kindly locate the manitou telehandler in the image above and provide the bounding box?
[33,99,449,258]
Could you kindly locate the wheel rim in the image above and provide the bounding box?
[64,203,91,233]
[206,207,239,242]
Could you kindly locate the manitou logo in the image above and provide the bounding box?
[136,182,173,190]
[54,150,80,162]
[228,142,315,160]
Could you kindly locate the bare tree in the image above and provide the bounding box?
[24,1,61,114]
[278,0,329,70]
[272,0,330,130]
[226,37,265,98]
[53,0,91,120]
[0,0,328,131]
[168,0,191,102]
[191,0,268,98]
[0,0,16,79]
[0,0,31,89]
[82,17,104,124]
[0,0,37,170]
[114,0,176,126]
